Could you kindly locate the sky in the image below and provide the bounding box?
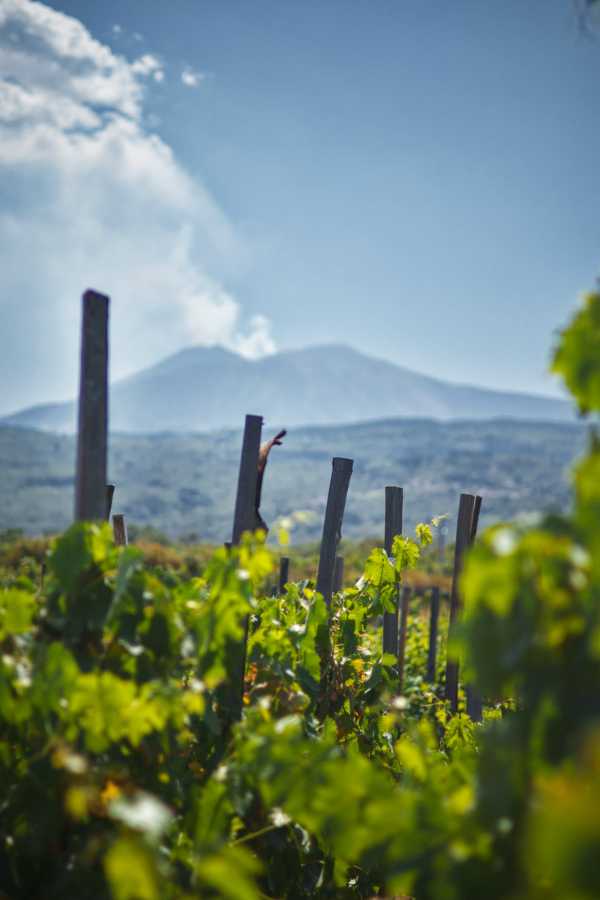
[1,0,600,414]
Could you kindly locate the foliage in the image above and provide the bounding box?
[551,290,600,414]
[0,516,454,899]
[1,294,600,897]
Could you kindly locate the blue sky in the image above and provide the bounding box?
[1,0,600,412]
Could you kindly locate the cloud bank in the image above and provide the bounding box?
[0,0,275,413]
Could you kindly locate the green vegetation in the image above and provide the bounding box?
[1,293,600,898]
[0,529,450,592]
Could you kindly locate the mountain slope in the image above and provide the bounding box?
[0,417,584,541]
[3,343,572,433]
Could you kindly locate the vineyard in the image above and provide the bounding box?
[1,290,600,899]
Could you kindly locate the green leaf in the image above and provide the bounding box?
[299,590,328,681]
[363,548,396,587]
[68,673,167,751]
[196,846,261,900]
[415,523,433,547]
[0,589,36,639]
[391,535,420,572]
[49,522,116,595]
[551,291,600,414]
[104,837,160,900]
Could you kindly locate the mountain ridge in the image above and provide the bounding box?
[2,342,572,433]
[0,416,585,541]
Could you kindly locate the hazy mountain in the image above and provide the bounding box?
[2,343,572,433]
[0,417,586,541]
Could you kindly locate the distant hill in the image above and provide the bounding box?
[2,344,572,433]
[0,417,586,542]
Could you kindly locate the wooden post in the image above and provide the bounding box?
[445,493,476,711]
[438,523,446,563]
[383,486,403,656]
[426,586,440,682]
[333,555,344,593]
[232,415,263,545]
[105,484,115,520]
[398,586,411,690]
[465,684,482,722]
[466,495,483,721]
[112,514,128,546]
[227,415,263,721]
[315,458,353,719]
[315,458,353,608]
[278,556,290,593]
[74,289,109,522]
[470,494,482,542]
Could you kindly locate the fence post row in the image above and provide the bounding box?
[68,289,492,719]
[74,289,109,522]
[315,457,353,609]
[383,486,403,657]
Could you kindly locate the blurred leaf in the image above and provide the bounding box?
[105,837,160,900]
[0,589,36,639]
[551,291,600,414]
[196,845,261,900]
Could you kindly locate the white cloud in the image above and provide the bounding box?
[0,0,274,413]
[181,66,205,88]
[131,52,164,82]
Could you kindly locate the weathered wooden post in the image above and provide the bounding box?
[232,415,263,545]
[333,555,344,593]
[74,289,109,522]
[465,677,483,720]
[316,458,353,718]
[445,493,476,711]
[465,495,483,721]
[105,484,115,520]
[398,585,411,690]
[278,556,290,593]
[438,521,446,563]
[315,458,353,608]
[383,486,403,656]
[227,415,263,720]
[426,586,440,682]
[470,494,482,542]
[112,514,128,546]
